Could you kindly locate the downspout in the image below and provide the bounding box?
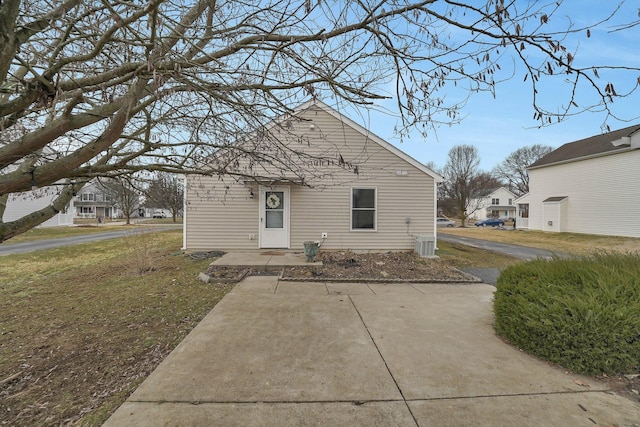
[181,175,187,250]
[434,180,439,249]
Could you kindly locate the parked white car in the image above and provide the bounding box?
[436,217,456,227]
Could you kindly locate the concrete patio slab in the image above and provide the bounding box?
[117,292,401,404]
[409,391,640,427]
[106,279,640,426]
[275,281,328,295]
[326,282,376,295]
[351,284,607,400]
[107,400,416,426]
[367,283,425,295]
[210,251,322,270]
[232,275,278,293]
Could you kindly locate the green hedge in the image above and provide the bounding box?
[494,252,640,375]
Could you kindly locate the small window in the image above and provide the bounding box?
[491,198,500,205]
[508,198,513,205]
[82,193,95,201]
[351,188,376,230]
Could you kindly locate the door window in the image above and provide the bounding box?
[265,191,284,229]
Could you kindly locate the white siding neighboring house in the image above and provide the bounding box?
[184,100,443,253]
[516,124,640,237]
[4,188,74,228]
[468,187,517,221]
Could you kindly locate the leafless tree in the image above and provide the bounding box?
[99,178,141,225]
[144,173,183,222]
[441,145,502,226]
[493,144,554,196]
[0,0,637,241]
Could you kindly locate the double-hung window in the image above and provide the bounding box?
[351,188,376,230]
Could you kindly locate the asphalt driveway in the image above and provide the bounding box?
[437,232,570,286]
[104,277,640,426]
[437,232,567,260]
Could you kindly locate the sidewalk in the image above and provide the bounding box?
[104,277,640,426]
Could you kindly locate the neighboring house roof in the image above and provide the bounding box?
[294,100,444,183]
[529,124,640,169]
[475,186,516,200]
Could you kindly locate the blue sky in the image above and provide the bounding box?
[331,1,640,171]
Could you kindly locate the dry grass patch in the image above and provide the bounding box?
[440,227,640,255]
[435,241,520,268]
[0,230,230,426]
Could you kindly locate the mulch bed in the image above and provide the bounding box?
[204,250,480,283]
[282,251,479,282]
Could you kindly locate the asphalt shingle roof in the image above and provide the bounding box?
[529,124,640,169]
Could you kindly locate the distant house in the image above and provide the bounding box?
[516,124,640,237]
[74,181,118,220]
[468,187,517,221]
[75,180,146,221]
[4,187,74,228]
[183,100,443,254]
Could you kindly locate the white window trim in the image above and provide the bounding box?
[350,187,377,232]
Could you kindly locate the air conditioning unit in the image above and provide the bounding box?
[415,235,436,257]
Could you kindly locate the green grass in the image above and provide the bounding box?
[494,252,640,375]
[0,229,230,426]
[436,240,520,268]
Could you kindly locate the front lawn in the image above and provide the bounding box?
[0,230,230,426]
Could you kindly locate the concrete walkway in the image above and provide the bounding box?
[209,251,322,271]
[105,277,640,426]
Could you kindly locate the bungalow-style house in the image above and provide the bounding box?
[516,123,640,237]
[183,100,443,254]
[468,187,517,221]
[4,187,75,228]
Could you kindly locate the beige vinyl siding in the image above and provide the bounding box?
[526,150,640,237]
[289,174,433,251]
[184,177,260,250]
[184,104,436,250]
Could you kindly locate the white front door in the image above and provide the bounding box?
[259,186,290,248]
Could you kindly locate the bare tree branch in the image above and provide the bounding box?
[1,0,637,241]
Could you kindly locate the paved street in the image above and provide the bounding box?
[0,225,181,256]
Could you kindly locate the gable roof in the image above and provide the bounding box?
[529,124,640,169]
[472,186,516,200]
[487,186,516,199]
[295,100,444,182]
